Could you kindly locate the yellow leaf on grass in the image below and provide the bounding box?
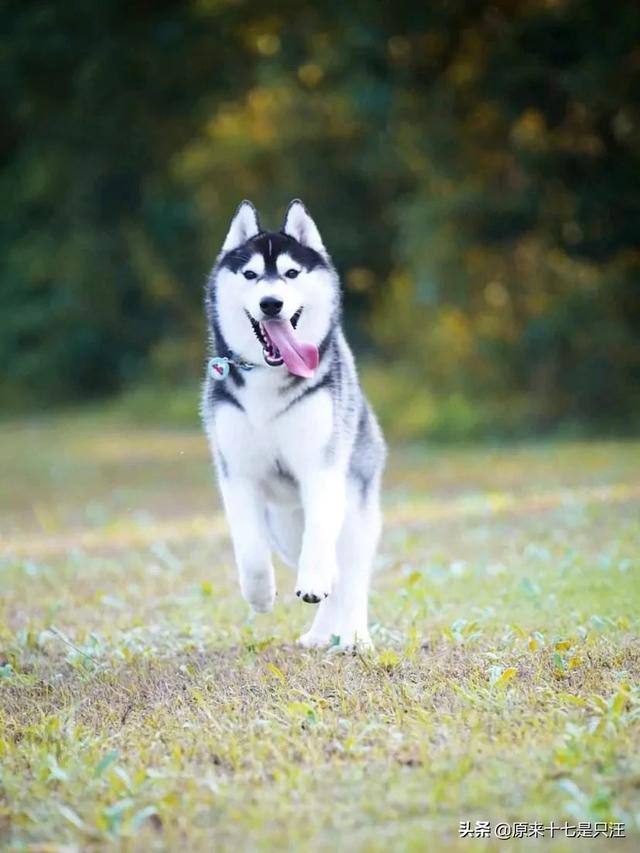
[557,693,587,707]
[287,701,314,717]
[266,662,286,683]
[378,649,400,669]
[612,691,629,715]
[495,667,517,687]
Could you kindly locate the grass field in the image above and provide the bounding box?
[1,413,639,851]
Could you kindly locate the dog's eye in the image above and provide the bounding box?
[243,270,258,280]
[285,269,300,279]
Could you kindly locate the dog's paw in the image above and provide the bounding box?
[297,629,373,652]
[240,568,276,614]
[249,594,275,614]
[295,585,330,605]
[329,631,373,653]
[297,630,330,648]
[294,565,336,604]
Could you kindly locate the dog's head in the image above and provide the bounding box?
[208,200,338,378]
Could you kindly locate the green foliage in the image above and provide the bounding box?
[1,0,639,432]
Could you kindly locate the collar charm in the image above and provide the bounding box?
[208,353,256,381]
[208,357,230,381]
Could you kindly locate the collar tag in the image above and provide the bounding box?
[208,354,257,379]
[208,357,230,381]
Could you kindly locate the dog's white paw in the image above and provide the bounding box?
[294,565,336,604]
[250,596,275,614]
[331,631,373,653]
[297,630,330,648]
[240,569,276,614]
[297,629,373,652]
[295,584,331,605]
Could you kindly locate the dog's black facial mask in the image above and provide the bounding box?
[220,232,327,276]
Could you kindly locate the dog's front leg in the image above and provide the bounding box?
[295,468,346,603]
[219,476,275,613]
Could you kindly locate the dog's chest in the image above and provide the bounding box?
[237,370,290,429]
[217,369,333,478]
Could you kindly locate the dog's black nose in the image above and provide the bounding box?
[260,296,283,317]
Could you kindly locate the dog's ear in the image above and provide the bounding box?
[282,199,325,253]
[221,200,261,252]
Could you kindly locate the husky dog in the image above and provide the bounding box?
[202,200,386,649]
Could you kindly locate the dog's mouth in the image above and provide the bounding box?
[249,309,302,368]
[247,308,319,378]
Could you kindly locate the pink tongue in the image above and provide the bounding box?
[262,319,319,378]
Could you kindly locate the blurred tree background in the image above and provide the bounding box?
[2,0,639,438]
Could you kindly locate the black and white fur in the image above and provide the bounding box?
[202,200,386,649]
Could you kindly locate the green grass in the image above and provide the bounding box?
[1,414,639,851]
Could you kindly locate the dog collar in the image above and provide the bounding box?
[208,354,258,381]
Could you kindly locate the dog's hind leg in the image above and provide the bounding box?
[298,482,381,650]
[264,504,304,569]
